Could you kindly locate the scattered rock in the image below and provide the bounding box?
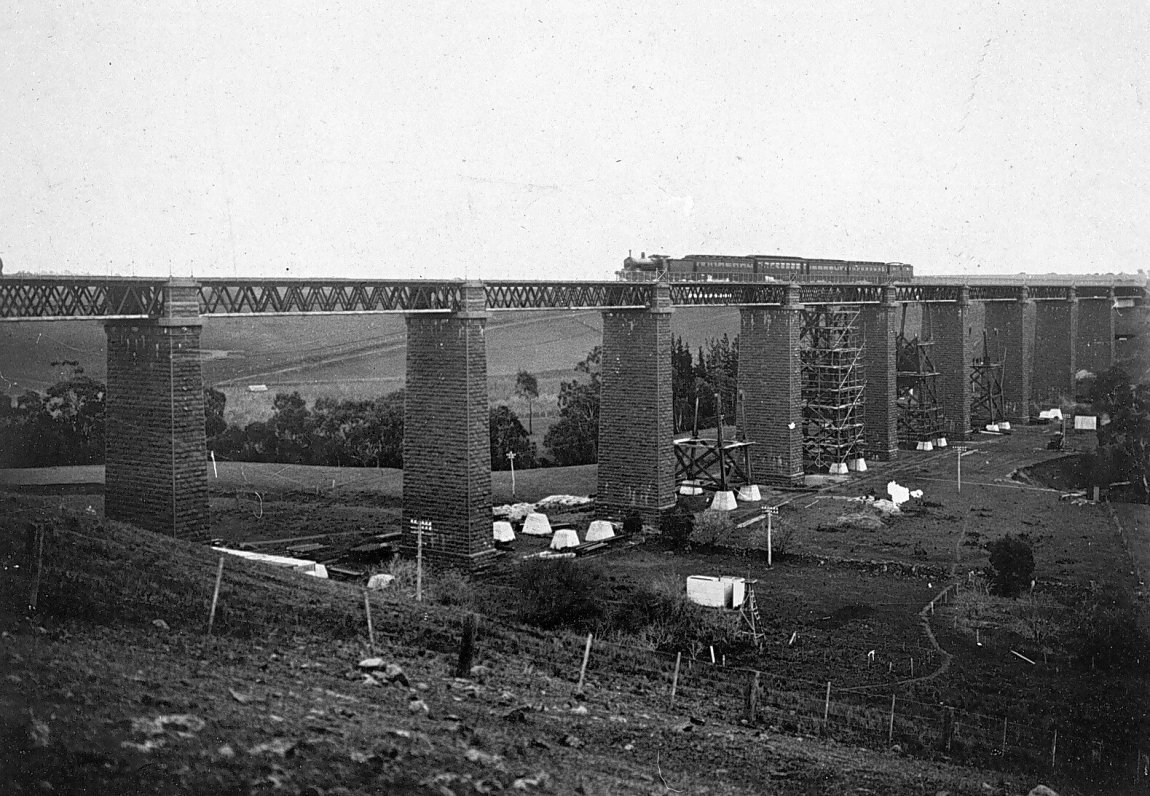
[1027,787,1059,796]
[217,744,235,759]
[249,738,296,757]
[228,688,253,704]
[384,663,410,687]
[131,714,205,737]
[464,747,504,766]
[561,733,583,748]
[357,658,385,670]
[511,772,551,790]
[408,697,430,715]
[570,705,588,715]
[27,712,50,748]
[367,574,394,590]
[470,664,492,681]
[151,619,170,632]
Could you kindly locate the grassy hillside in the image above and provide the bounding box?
[1,494,1033,795]
[1,308,740,425]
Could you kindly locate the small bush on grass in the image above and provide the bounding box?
[690,510,733,547]
[430,568,475,609]
[1074,583,1148,672]
[516,559,606,631]
[986,534,1035,597]
[663,503,695,550]
[610,573,746,654]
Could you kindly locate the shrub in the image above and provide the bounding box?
[663,504,694,549]
[1074,584,1148,672]
[986,534,1035,598]
[689,510,734,547]
[431,568,476,609]
[622,510,644,536]
[516,559,606,631]
[611,574,746,654]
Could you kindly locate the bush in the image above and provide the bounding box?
[986,534,1035,598]
[1074,584,1148,672]
[516,559,606,631]
[430,568,476,609]
[690,510,733,547]
[609,574,746,655]
[663,504,694,549]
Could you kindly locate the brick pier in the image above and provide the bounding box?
[104,279,209,540]
[596,283,676,526]
[737,285,804,484]
[401,282,495,566]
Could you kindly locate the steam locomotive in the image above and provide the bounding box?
[618,253,913,283]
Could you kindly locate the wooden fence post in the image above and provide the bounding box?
[822,681,832,730]
[576,633,593,693]
[456,613,479,678]
[207,556,225,636]
[888,694,896,744]
[28,526,45,612]
[745,671,760,723]
[941,707,955,752]
[364,590,376,656]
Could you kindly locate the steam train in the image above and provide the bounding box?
[618,253,913,283]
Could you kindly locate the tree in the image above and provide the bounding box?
[986,534,1035,598]
[671,337,696,432]
[204,386,227,442]
[490,405,536,470]
[1087,367,1150,499]
[268,392,315,463]
[514,370,539,434]
[544,347,601,466]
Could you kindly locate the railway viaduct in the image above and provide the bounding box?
[2,276,1143,568]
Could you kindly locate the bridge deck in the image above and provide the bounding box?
[0,276,1142,320]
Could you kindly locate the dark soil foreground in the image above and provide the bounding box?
[1,494,1036,796]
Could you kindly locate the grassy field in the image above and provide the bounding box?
[2,493,1037,795]
[2,425,1146,792]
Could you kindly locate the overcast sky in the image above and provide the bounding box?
[3,1,1147,281]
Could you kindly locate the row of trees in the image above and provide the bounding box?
[0,336,742,471]
[210,390,537,471]
[0,366,106,467]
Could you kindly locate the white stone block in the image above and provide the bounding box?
[585,520,615,542]
[550,528,580,550]
[686,575,731,609]
[367,573,395,590]
[493,521,515,543]
[710,490,737,511]
[521,512,552,536]
[737,484,761,502]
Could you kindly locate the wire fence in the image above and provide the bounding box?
[14,523,1149,791]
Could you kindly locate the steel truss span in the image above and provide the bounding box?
[0,278,168,320]
[197,280,466,315]
[0,277,1143,320]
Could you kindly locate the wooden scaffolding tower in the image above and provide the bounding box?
[895,306,945,447]
[969,331,1006,430]
[800,307,866,472]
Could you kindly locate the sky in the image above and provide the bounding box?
[2,1,1148,281]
